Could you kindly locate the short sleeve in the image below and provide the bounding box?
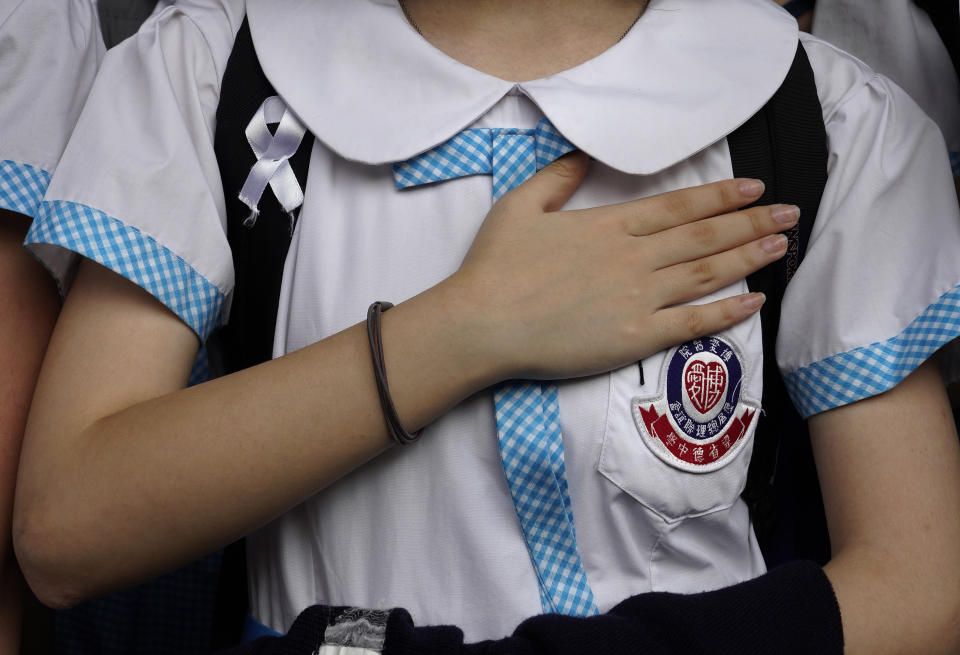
[0,0,103,219]
[25,3,245,340]
[778,36,960,418]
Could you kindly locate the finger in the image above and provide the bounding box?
[576,178,766,235]
[647,203,799,269]
[502,150,590,212]
[653,234,787,306]
[651,293,766,348]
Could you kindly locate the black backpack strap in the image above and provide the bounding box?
[729,43,831,566]
[208,18,317,649]
[213,17,316,376]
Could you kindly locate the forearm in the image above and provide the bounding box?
[14,262,490,607]
[823,532,960,654]
[14,174,788,606]
[822,549,958,655]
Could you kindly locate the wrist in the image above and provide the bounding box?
[375,278,508,432]
[427,271,518,384]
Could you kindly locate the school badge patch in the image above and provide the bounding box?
[632,336,758,473]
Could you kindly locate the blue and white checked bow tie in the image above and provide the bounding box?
[394,119,599,617]
[394,119,576,202]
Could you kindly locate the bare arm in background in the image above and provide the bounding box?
[0,210,59,654]
[811,360,960,654]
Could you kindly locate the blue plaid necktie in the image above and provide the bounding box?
[394,119,599,617]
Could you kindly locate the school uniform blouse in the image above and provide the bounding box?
[0,0,103,223]
[26,0,960,641]
[812,0,960,176]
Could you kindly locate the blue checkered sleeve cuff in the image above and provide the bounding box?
[26,199,225,340]
[0,160,51,218]
[784,284,960,417]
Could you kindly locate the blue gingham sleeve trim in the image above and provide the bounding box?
[784,284,960,417]
[26,199,225,340]
[0,160,51,218]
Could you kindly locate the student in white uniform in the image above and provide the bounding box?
[0,0,103,650]
[809,0,960,178]
[12,1,960,653]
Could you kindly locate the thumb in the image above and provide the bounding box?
[510,150,590,212]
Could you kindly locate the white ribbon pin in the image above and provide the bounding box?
[239,96,307,233]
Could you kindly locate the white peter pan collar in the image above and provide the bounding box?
[247,0,798,175]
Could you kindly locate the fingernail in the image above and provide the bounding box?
[742,293,766,311]
[761,234,788,254]
[739,179,765,197]
[771,204,800,224]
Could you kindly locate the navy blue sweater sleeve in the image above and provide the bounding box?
[222,561,842,655]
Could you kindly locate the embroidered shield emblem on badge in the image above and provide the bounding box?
[632,336,759,473]
[684,357,727,417]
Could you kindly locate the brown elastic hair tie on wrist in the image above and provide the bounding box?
[367,301,422,445]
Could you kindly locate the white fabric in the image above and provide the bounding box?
[151,0,174,17]
[248,0,797,174]
[0,0,103,178]
[812,0,960,161]
[34,0,244,299]
[29,0,960,643]
[260,89,767,639]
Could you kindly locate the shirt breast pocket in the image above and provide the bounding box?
[598,335,761,522]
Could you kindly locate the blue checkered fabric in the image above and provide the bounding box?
[395,119,597,616]
[495,382,598,615]
[785,284,960,417]
[0,159,51,218]
[393,119,576,201]
[26,199,225,340]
